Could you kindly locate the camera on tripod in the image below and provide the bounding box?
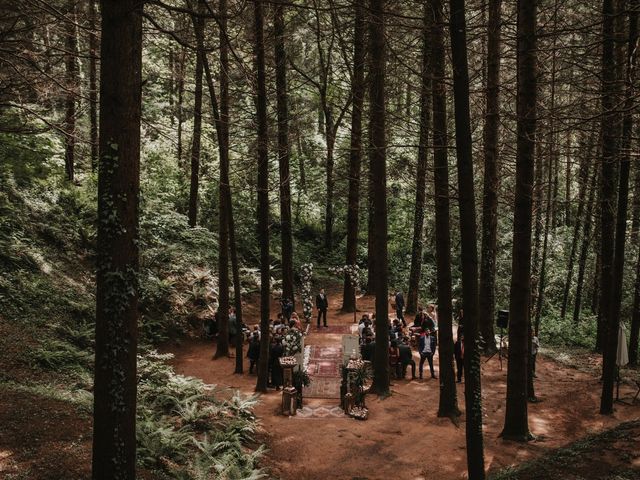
[497,310,509,329]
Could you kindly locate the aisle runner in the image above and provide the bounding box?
[303,345,342,399]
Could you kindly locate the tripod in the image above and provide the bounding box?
[484,327,506,370]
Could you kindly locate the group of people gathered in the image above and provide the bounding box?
[359,295,466,383]
[246,297,305,390]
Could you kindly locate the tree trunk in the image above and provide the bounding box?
[342,0,366,313]
[630,161,640,247]
[573,164,598,323]
[275,1,295,307]
[502,0,537,441]
[188,11,204,228]
[324,108,336,250]
[629,246,640,365]
[448,0,486,475]
[561,143,593,319]
[92,1,142,477]
[176,46,186,167]
[597,0,618,369]
[406,3,432,318]
[601,0,636,414]
[254,0,271,393]
[478,0,502,353]
[64,0,78,182]
[369,0,390,396]
[88,0,98,172]
[430,0,457,419]
[218,0,244,373]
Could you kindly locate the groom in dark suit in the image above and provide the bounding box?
[316,289,329,327]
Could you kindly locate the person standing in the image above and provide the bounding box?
[395,290,405,325]
[419,328,437,379]
[399,336,417,379]
[531,329,540,378]
[247,333,260,374]
[454,332,464,383]
[316,288,329,327]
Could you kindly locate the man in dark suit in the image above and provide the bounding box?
[398,336,416,379]
[361,336,376,362]
[316,288,329,327]
[395,290,405,325]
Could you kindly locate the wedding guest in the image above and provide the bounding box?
[361,336,376,362]
[419,328,437,379]
[247,333,260,374]
[399,337,416,379]
[454,332,464,383]
[316,289,329,328]
[395,290,405,326]
[270,337,284,390]
[389,340,401,378]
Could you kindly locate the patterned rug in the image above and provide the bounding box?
[295,405,346,418]
[309,325,352,334]
[304,345,342,399]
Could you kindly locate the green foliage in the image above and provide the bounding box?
[539,308,598,349]
[136,351,265,479]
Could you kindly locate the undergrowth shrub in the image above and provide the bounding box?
[136,351,265,480]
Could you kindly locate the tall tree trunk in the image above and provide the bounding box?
[92,1,142,477]
[64,0,78,182]
[275,1,295,307]
[448,0,486,475]
[597,0,618,366]
[561,142,593,319]
[88,0,98,172]
[430,0,457,419]
[573,166,598,323]
[502,0,537,441]
[478,0,502,353]
[630,247,640,365]
[565,136,572,226]
[407,3,432,318]
[176,46,186,167]
[601,0,636,414]
[188,11,205,228]
[630,160,640,365]
[324,109,335,250]
[369,0,390,396]
[366,179,377,293]
[254,0,271,393]
[534,0,558,333]
[217,0,244,373]
[342,0,366,313]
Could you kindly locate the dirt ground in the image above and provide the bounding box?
[165,292,640,480]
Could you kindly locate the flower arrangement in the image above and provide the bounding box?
[329,264,363,292]
[300,263,314,323]
[282,328,303,356]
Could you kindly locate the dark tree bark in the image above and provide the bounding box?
[478,0,502,352]
[502,0,537,441]
[631,160,640,365]
[64,0,78,182]
[176,46,186,166]
[560,142,593,319]
[601,0,636,414]
[88,0,98,172]
[630,247,640,365]
[342,0,366,313]
[406,3,432,317]
[254,0,271,393]
[573,165,598,323]
[92,1,142,477]
[448,0,486,475]
[430,0,457,419]
[369,0,390,396]
[597,0,618,381]
[188,10,204,228]
[218,0,244,374]
[275,0,295,307]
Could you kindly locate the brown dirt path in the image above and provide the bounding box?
[165,291,640,480]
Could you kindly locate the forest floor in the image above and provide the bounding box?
[166,290,640,480]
